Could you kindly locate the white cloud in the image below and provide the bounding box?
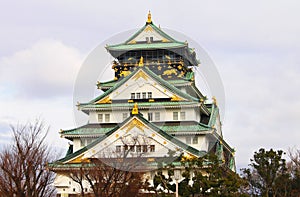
[0,39,83,98]
[0,39,85,151]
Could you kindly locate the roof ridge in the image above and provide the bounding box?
[87,68,139,104]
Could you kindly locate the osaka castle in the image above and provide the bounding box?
[50,12,236,196]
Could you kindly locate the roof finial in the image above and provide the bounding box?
[138,56,144,67]
[132,103,139,115]
[147,10,152,24]
[212,96,217,105]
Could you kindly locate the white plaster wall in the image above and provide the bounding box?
[73,139,81,152]
[115,81,170,100]
[175,135,209,152]
[134,27,165,42]
[55,174,92,195]
[88,107,199,124]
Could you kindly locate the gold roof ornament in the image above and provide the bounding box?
[138,56,144,67]
[212,96,217,105]
[147,11,152,24]
[132,103,139,115]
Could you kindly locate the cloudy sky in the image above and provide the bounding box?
[1,0,300,170]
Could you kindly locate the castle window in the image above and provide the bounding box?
[173,112,178,120]
[130,145,135,152]
[136,145,141,152]
[180,112,186,120]
[98,114,103,122]
[116,146,121,152]
[154,112,160,121]
[150,145,155,152]
[142,145,148,152]
[148,113,153,121]
[131,93,135,99]
[148,92,152,99]
[105,114,110,122]
[192,136,198,144]
[150,37,154,42]
[136,93,141,99]
[124,145,128,151]
[142,92,147,99]
[186,136,191,144]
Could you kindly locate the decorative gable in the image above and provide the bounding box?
[62,115,204,164]
[95,69,188,104]
[127,24,170,44]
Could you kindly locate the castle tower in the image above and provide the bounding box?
[50,12,236,196]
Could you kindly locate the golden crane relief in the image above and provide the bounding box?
[119,70,131,77]
[96,96,112,104]
[171,95,183,101]
[162,69,178,76]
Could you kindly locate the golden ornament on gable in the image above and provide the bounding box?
[119,70,131,77]
[133,70,149,81]
[162,69,177,76]
[171,95,182,101]
[124,118,147,133]
[145,25,153,32]
[96,96,112,104]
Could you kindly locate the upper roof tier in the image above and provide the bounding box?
[106,12,200,67]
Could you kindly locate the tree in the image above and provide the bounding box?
[178,153,245,197]
[147,153,245,197]
[0,120,56,197]
[241,148,290,197]
[287,148,300,196]
[67,134,150,196]
[68,159,145,197]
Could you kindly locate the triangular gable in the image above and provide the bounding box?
[125,23,178,44]
[89,67,199,104]
[60,114,205,164]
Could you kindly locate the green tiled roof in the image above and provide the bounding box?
[98,78,192,90]
[97,79,116,88]
[61,126,115,136]
[106,22,185,52]
[107,42,186,51]
[124,23,180,44]
[60,121,212,137]
[159,123,211,133]
[208,104,219,127]
[105,22,199,66]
